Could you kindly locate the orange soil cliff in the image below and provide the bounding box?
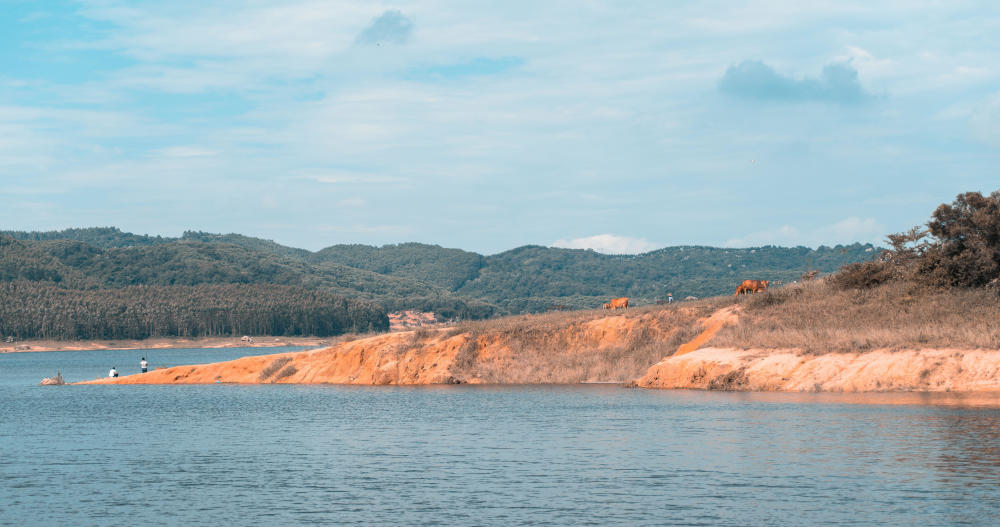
[637,347,1000,392]
[636,305,1000,392]
[81,331,467,385]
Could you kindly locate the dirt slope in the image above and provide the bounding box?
[674,306,739,355]
[636,347,1000,392]
[81,331,466,385]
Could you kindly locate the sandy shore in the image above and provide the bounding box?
[1,336,333,353]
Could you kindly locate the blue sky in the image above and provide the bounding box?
[2,1,999,253]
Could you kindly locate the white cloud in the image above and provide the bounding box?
[724,217,885,248]
[551,234,659,254]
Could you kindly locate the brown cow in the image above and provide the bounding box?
[605,297,629,310]
[734,280,769,295]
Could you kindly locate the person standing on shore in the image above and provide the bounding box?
[140,357,148,373]
[109,367,118,378]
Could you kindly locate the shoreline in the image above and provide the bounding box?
[75,304,1000,392]
[1,335,335,353]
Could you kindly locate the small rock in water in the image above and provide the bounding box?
[40,372,65,386]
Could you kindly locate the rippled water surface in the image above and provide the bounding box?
[3,348,1000,526]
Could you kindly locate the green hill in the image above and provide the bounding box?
[181,231,314,261]
[308,241,876,312]
[0,236,97,287]
[2,227,170,248]
[311,243,485,290]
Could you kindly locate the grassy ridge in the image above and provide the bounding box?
[711,279,1000,353]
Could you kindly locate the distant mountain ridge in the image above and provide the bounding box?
[2,227,878,317]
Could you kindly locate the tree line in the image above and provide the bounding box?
[0,282,388,340]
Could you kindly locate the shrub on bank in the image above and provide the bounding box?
[834,190,1000,292]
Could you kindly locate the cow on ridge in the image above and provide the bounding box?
[734,280,769,295]
[604,297,629,310]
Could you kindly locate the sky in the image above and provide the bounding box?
[2,1,999,254]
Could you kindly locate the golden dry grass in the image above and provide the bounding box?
[436,301,725,383]
[258,356,293,381]
[712,280,1000,353]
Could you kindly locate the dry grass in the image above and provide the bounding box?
[441,301,722,383]
[712,280,1000,353]
[259,356,293,380]
[274,364,298,380]
[387,327,439,357]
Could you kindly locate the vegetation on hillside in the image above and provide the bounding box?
[181,231,313,261]
[2,227,170,248]
[0,236,96,287]
[312,242,485,290]
[0,282,387,340]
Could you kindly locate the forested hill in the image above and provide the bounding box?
[3,227,171,248]
[2,228,878,337]
[311,243,485,290]
[312,242,877,312]
[0,233,494,319]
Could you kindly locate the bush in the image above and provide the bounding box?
[259,357,292,380]
[920,191,1000,287]
[274,364,298,380]
[832,190,1000,290]
[831,261,895,290]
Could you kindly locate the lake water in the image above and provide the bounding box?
[2,348,1000,526]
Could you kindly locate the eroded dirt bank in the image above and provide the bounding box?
[80,331,466,385]
[636,347,1000,392]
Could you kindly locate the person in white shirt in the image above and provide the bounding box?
[109,367,118,378]
[140,358,148,373]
